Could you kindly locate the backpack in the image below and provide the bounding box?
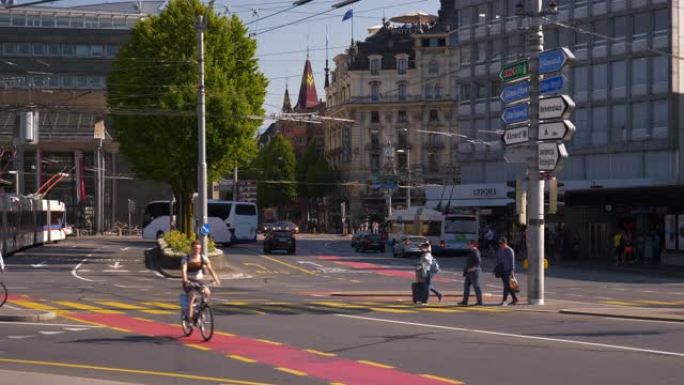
[430,259,440,275]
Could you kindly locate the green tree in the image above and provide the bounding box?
[306,156,335,199]
[107,0,267,237]
[253,134,296,213]
[295,142,317,199]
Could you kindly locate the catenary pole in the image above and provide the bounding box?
[197,15,209,257]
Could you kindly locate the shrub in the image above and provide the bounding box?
[163,230,216,253]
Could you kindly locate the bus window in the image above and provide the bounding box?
[143,202,170,228]
[208,202,232,220]
[404,222,418,235]
[444,217,478,234]
[235,204,256,216]
[422,221,442,237]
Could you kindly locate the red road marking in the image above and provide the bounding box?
[317,256,452,282]
[64,312,456,385]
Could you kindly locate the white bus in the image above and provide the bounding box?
[142,200,258,245]
[441,213,479,255]
[389,207,443,251]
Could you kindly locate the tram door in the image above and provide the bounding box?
[589,222,608,258]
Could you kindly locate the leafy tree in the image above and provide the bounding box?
[253,134,296,213]
[107,0,267,237]
[295,142,317,199]
[306,156,335,199]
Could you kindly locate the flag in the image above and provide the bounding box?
[342,9,353,22]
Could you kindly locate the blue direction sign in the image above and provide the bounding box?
[501,103,529,125]
[540,75,566,95]
[538,47,575,74]
[500,81,530,104]
[200,223,211,236]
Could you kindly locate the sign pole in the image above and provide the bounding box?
[527,0,544,305]
[197,15,209,256]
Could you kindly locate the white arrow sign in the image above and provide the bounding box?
[32,261,47,268]
[539,95,575,120]
[538,142,568,171]
[109,261,122,269]
[539,120,576,141]
[297,261,324,269]
[502,126,530,145]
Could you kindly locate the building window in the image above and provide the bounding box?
[75,44,89,57]
[459,6,473,26]
[424,85,433,99]
[17,43,30,56]
[611,61,626,89]
[654,8,669,32]
[653,55,668,88]
[429,109,439,122]
[613,15,627,39]
[544,29,558,49]
[62,44,75,56]
[631,57,648,87]
[2,42,16,56]
[371,155,380,171]
[592,106,608,145]
[460,45,471,65]
[370,58,380,75]
[397,58,407,74]
[631,101,649,140]
[475,81,487,100]
[106,45,119,57]
[475,41,487,63]
[370,82,380,102]
[397,110,408,123]
[611,104,626,143]
[32,43,45,56]
[491,39,503,61]
[62,75,74,88]
[429,59,439,74]
[592,64,608,93]
[476,3,487,24]
[594,19,609,45]
[434,84,442,99]
[27,15,41,27]
[85,16,98,28]
[398,83,407,101]
[70,15,84,28]
[653,99,668,130]
[91,45,104,57]
[633,12,649,36]
[371,111,380,123]
[11,14,25,27]
[47,44,60,56]
[574,66,588,94]
[56,16,70,28]
[459,83,471,103]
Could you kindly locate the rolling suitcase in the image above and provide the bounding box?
[412,281,429,304]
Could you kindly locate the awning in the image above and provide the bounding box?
[426,198,511,209]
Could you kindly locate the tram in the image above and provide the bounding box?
[0,194,67,255]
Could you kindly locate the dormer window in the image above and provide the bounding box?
[370,82,381,102]
[429,60,439,74]
[370,58,381,75]
[397,58,407,75]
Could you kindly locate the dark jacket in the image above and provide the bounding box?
[496,245,515,272]
[464,248,481,275]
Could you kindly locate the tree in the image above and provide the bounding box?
[253,134,296,214]
[107,0,267,237]
[295,142,317,200]
[306,156,335,199]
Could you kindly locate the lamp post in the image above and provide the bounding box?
[396,148,410,209]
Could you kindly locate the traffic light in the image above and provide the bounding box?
[506,178,527,225]
[547,177,565,214]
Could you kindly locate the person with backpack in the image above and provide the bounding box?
[413,251,443,304]
[458,240,483,306]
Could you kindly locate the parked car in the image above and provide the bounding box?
[392,236,431,258]
[263,230,296,254]
[273,221,299,233]
[351,231,369,249]
[260,222,275,233]
[356,233,385,253]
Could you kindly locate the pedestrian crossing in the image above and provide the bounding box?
[9,296,512,317]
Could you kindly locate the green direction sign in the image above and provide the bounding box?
[499,60,529,82]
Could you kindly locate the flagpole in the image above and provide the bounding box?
[351,11,354,43]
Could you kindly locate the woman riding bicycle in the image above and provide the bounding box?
[181,240,221,324]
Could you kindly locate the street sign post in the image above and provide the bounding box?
[501,103,529,125]
[538,120,576,141]
[538,142,568,171]
[500,81,530,104]
[540,75,566,95]
[539,95,575,120]
[502,126,530,145]
[538,47,575,74]
[499,60,529,82]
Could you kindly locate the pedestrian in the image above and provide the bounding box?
[0,249,5,272]
[495,237,518,306]
[458,240,483,306]
[418,251,443,303]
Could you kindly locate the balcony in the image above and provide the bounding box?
[423,142,445,151]
[364,143,382,153]
[345,94,440,105]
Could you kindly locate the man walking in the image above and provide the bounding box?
[496,237,518,305]
[458,240,483,306]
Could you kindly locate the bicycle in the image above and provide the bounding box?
[0,272,7,309]
[180,284,214,341]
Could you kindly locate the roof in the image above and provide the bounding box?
[294,59,320,111]
[348,24,416,71]
[66,1,166,15]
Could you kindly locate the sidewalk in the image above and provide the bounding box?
[551,258,684,279]
[0,369,140,385]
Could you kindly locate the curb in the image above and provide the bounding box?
[0,310,57,322]
[559,308,684,323]
[329,291,498,298]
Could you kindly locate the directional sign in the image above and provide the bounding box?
[499,60,529,82]
[538,142,568,171]
[538,47,575,74]
[500,81,530,104]
[200,223,211,236]
[501,103,529,125]
[539,120,576,141]
[539,95,575,120]
[540,75,566,95]
[502,126,530,145]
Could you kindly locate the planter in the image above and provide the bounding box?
[155,238,225,270]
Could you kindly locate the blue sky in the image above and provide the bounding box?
[54,0,441,119]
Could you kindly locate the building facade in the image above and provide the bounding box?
[0,2,169,231]
[325,17,458,221]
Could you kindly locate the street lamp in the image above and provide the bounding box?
[396,148,410,209]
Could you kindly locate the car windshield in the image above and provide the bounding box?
[407,237,427,243]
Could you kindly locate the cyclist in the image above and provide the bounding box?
[0,249,4,272]
[181,240,220,324]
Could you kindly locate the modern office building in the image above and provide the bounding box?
[437,0,681,262]
[0,1,168,231]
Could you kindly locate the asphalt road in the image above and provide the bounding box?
[0,234,682,385]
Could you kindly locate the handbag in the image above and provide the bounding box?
[509,273,520,293]
[494,262,503,278]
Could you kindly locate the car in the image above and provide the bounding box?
[263,230,296,254]
[392,236,431,258]
[351,231,369,249]
[260,222,275,234]
[355,233,385,253]
[273,221,299,233]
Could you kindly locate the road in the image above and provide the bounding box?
[0,234,682,385]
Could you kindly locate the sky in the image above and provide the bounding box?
[52,0,441,120]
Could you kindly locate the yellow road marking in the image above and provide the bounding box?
[142,301,179,310]
[599,300,636,306]
[97,301,174,315]
[257,338,283,346]
[223,301,249,306]
[186,343,211,351]
[228,354,256,363]
[369,307,415,314]
[312,301,366,309]
[9,299,59,312]
[54,301,122,314]
[357,360,394,369]
[58,313,110,328]
[420,307,464,313]
[0,357,273,385]
[216,331,236,337]
[420,374,464,384]
[330,383,346,385]
[110,327,131,333]
[276,367,308,376]
[260,255,316,275]
[219,303,265,315]
[132,317,154,323]
[636,300,674,305]
[244,263,267,270]
[140,309,175,315]
[305,349,336,357]
[464,307,506,312]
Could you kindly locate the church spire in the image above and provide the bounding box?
[295,57,319,111]
[282,84,292,113]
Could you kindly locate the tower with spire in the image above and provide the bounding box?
[282,85,292,113]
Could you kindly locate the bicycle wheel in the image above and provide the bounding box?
[0,282,6,308]
[180,311,193,337]
[198,304,214,341]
